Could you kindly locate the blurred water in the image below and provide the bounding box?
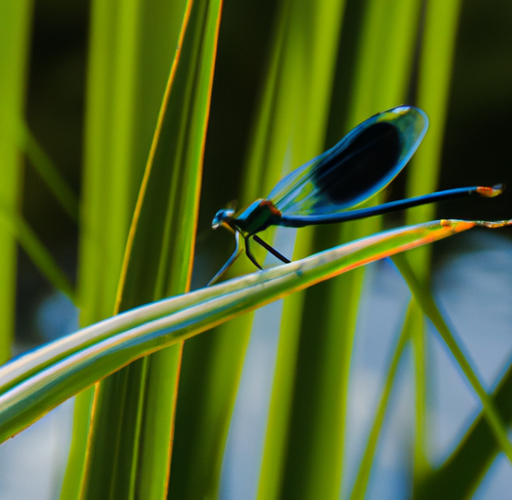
[473,450,512,499]
[37,293,78,342]
[0,399,74,500]
[428,231,512,467]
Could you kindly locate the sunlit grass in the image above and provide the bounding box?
[1,1,511,500]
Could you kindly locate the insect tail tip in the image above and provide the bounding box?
[477,184,504,198]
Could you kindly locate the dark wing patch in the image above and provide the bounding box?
[267,106,428,216]
[314,122,401,204]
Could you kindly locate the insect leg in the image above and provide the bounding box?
[245,235,263,270]
[252,234,290,263]
[208,231,243,286]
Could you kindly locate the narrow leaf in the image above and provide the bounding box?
[0,219,508,444]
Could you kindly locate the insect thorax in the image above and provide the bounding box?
[233,199,282,235]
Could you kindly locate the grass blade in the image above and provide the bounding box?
[0,0,34,363]
[63,0,192,497]
[1,219,507,444]
[404,0,465,480]
[82,1,223,498]
[265,1,424,498]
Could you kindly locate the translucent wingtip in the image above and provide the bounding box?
[476,184,504,197]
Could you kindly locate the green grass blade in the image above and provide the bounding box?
[64,0,191,497]
[255,1,349,497]
[168,0,347,495]
[82,1,223,499]
[60,393,95,500]
[348,0,423,116]
[408,0,465,221]
[409,297,430,477]
[264,1,424,498]
[78,0,152,326]
[0,0,34,363]
[1,218,504,444]
[404,0,464,480]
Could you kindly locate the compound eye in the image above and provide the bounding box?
[212,208,235,229]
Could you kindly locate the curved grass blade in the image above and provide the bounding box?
[0,219,509,444]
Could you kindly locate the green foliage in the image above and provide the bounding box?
[1,1,511,499]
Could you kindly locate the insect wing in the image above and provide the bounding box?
[268,106,428,216]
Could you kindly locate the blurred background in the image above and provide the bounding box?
[2,0,512,498]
